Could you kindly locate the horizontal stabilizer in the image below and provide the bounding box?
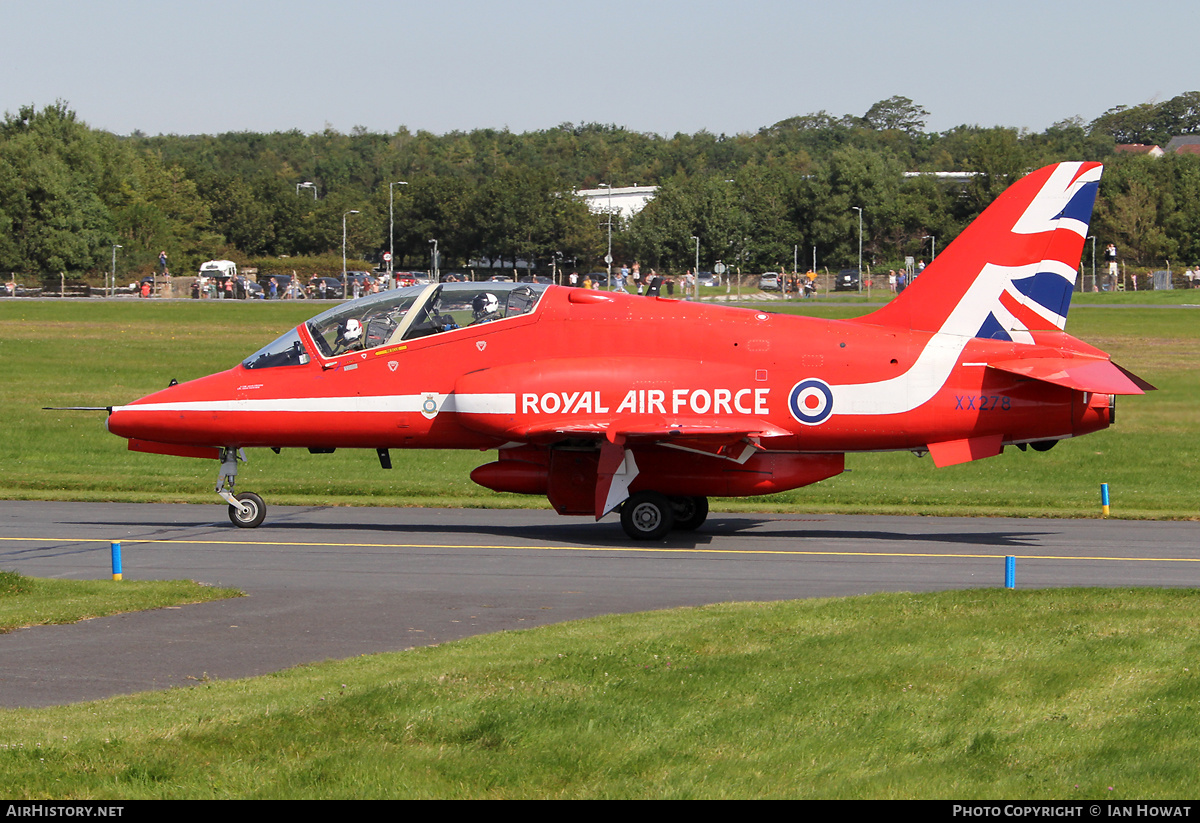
[986,357,1154,395]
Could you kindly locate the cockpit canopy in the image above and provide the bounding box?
[242,282,548,370]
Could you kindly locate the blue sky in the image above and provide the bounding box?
[4,0,1196,137]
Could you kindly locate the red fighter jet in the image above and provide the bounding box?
[107,161,1151,539]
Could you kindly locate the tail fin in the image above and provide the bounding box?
[857,162,1102,343]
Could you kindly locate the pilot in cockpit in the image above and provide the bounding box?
[332,318,365,355]
[471,292,502,324]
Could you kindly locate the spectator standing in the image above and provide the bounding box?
[1105,243,1118,291]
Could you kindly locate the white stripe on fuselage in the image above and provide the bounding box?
[832,258,1076,416]
[113,393,517,415]
[832,332,966,416]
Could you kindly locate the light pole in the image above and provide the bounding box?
[852,206,863,292]
[1089,235,1099,293]
[429,239,439,282]
[296,181,317,199]
[922,234,936,263]
[389,180,407,288]
[597,183,613,289]
[342,209,359,299]
[692,235,700,301]
[110,244,122,298]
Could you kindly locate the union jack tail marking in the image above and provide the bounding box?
[859,162,1102,344]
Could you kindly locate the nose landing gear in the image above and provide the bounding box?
[215,447,266,528]
[228,491,266,528]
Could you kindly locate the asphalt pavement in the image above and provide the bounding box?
[2,500,1198,708]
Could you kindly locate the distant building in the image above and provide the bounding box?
[902,171,981,183]
[1115,144,1165,157]
[1164,135,1200,155]
[577,186,658,220]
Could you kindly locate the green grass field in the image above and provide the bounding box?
[4,297,1199,799]
[1,297,1196,518]
[0,570,240,633]
[2,587,1199,799]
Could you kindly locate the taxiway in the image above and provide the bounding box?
[2,500,1197,707]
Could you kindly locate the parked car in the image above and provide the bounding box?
[308,276,345,299]
[834,269,861,291]
[758,272,781,291]
[697,271,718,287]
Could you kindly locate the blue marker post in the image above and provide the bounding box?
[1100,483,1110,518]
[1005,556,1016,589]
[111,541,122,581]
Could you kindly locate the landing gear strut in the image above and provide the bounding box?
[215,447,266,528]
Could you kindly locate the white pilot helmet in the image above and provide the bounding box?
[344,318,363,341]
[473,292,499,315]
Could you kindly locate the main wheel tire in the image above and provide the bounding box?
[228,492,266,529]
[620,491,674,540]
[670,496,709,531]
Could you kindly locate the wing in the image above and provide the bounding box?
[489,416,792,518]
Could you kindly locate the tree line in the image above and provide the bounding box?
[2,94,1199,283]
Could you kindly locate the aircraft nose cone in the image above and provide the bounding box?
[106,369,241,446]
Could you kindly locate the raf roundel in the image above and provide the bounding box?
[788,378,834,425]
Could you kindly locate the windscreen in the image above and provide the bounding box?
[242,327,310,369]
[305,282,547,358]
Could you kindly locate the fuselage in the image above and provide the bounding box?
[107,284,1111,456]
[98,162,1148,538]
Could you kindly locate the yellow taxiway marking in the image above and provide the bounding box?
[2,536,1198,564]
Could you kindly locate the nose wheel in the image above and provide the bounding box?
[215,447,266,528]
[227,492,266,528]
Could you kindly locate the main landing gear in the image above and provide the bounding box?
[216,447,266,528]
[619,492,709,540]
